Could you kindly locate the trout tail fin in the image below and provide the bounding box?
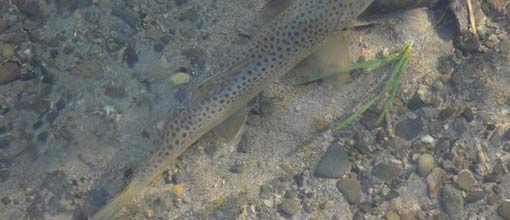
[91,181,145,220]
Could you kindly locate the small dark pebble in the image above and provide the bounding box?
[37,131,49,142]
[49,49,59,58]
[293,173,305,187]
[358,201,373,213]
[20,71,37,81]
[0,106,9,115]
[229,163,243,173]
[407,93,426,110]
[461,107,474,122]
[32,120,43,129]
[55,99,66,111]
[42,74,56,85]
[0,139,11,149]
[171,173,183,184]
[63,46,74,55]
[153,43,164,52]
[487,124,496,131]
[437,55,454,75]
[1,196,11,205]
[123,44,138,68]
[394,117,423,140]
[439,108,455,121]
[464,190,484,203]
[384,190,400,200]
[456,31,480,52]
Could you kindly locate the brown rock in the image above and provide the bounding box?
[0,63,21,84]
[456,169,476,191]
[426,167,446,198]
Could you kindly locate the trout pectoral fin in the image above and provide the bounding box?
[212,106,247,143]
[298,31,352,86]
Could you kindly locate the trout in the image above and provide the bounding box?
[90,0,374,219]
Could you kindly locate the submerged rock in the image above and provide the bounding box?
[0,63,21,84]
[336,177,362,204]
[373,163,401,182]
[417,154,435,177]
[314,143,350,179]
[441,185,464,220]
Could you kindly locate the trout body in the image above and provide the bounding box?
[91,1,374,219]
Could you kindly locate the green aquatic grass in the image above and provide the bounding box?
[332,42,414,130]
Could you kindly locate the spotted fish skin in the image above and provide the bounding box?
[91,0,374,219]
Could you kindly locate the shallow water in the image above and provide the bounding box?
[1,0,510,220]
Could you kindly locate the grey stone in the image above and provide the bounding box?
[464,190,484,203]
[314,143,350,179]
[279,198,300,216]
[373,163,401,182]
[498,201,510,219]
[441,185,464,220]
[395,118,423,140]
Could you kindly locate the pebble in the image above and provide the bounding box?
[314,143,350,179]
[279,198,300,216]
[441,185,464,220]
[461,107,474,122]
[2,44,15,59]
[386,212,400,220]
[456,169,476,191]
[169,72,191,85]
[420,135,435,145]
[395,118,423,140]
[417,154,435,177]
[259,185,272,199]
[464,190,484,203]
[336,177,362,204]
[123,44,138,68]
[426,167,446,198]
[172,184,185,197]
[373,163,401,182]
[498,200,510,219]
[0,63,21,84]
